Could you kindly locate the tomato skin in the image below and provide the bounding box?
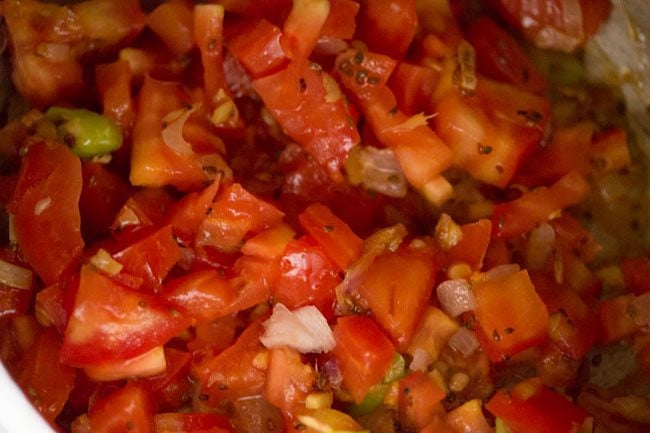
[355,0,418,59]
[10,139,84,285]
[397,371,446,430]
[621,256,650,295]
[486,378,589,433]
[331,315,396,403]
[113,224,183,293]
[162,270,236,322]
[492,171,591,240]
[473,270,549,362]
[298,203,363,271]
[264,347,315,416]
[465,17,548,94]
[95,59,136,134]
[18,328,76,425]
[357,245,439,348]
[447,219,492,270]
[192,320,267,403]
[272,236,341,319]
[61,265,190,366]
[226,18,287,79]
[85,383,155,433]
[489,0,611,52]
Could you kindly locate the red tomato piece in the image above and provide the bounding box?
[335,49,452,191]
[113,225,183,292]
[61,265,190,366]
[600,294,640,343]
[473,270,549,362]
[154,412,231,433]
[35,283,68,333]
[532,272,600,359]
[357,245,438,348]
[194,4,228,102]
[141,347,192,412]
[388,62,440,115]
[79,162,133,242]
[272,236,341,319]
[492,171,591,240]
[111,187,175,236]
[517,122,595,186]
[264,346,315,416]
[397,371,446,431]
[146,0,194,56]
[197,183,284,253]
[465,17,548,94]
[86,384,155,433]
[321,0,360,40]
[165,178,220,247]
[447,219,492,270]
[10,139,84,285]
[253,61,360,181]
[95,59,136,133]
[355,0,418,59]
[223,255,274,315]
[331,315,396,403]
[486,378,589,433]
[130,76,221,190]
[162,270,236,322]
[192,320,267,402]
[621,256,650,295]
[226,18,288,79]
[240,223,296,260]
[298,203,363,270]
[18,329,76,425]
[488,0,612,52]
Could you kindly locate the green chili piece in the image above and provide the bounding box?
[347,353,406,416]
[46,107,123,158]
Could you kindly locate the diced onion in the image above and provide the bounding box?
[89,248,123,276]
[483,264,520,281]
[630,292,650,326]
[435,213,463,250]
[449,327,480,357]
[260,303,335,353]
[436,279,476,317]
[357,146,408,198]
[0,259,33,290]
[409,348,433,372]
[526,222,556,270]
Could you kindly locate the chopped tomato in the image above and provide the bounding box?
[18,329,76,425]
[600,294,640,343]
[272,236,341,319]
[492,171,591,239]
[620,256,650,295]
[264,346,315,417]
[10,139,84,285]
[226,19,287,79]
[465,17,548,94]
[192,320,267,402]
[141,347,192,412]
[486,377,589,433]
[146,1,194,56]
[321,0,360,40]
[298,203,363,270]
[388,62,440,115]
[162,270,236,322]
[61,265,190,366]
[113,225,183,293]
[397,370,446,430]
[95,59,136,133]
[357,244,439,348]
[331,315,396,403]
[489,0,611,52]
[355,0,418,59]
[84,383,154,433]
[472,270,549,362]
[154,413,231,433]
[447,219,492,269]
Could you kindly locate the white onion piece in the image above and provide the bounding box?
[526,222,556,270]
[261,303,335,353]
[409,348,433,372]
[0,259,33,290]
[89,249,123,276]
[449,327,480,358]
[630,293,650,326]
[358,146,408,198]
[161,105,199,155]
[483,264,520,281]
[436,279,476,317]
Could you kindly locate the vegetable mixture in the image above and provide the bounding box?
[0,0,649,432]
